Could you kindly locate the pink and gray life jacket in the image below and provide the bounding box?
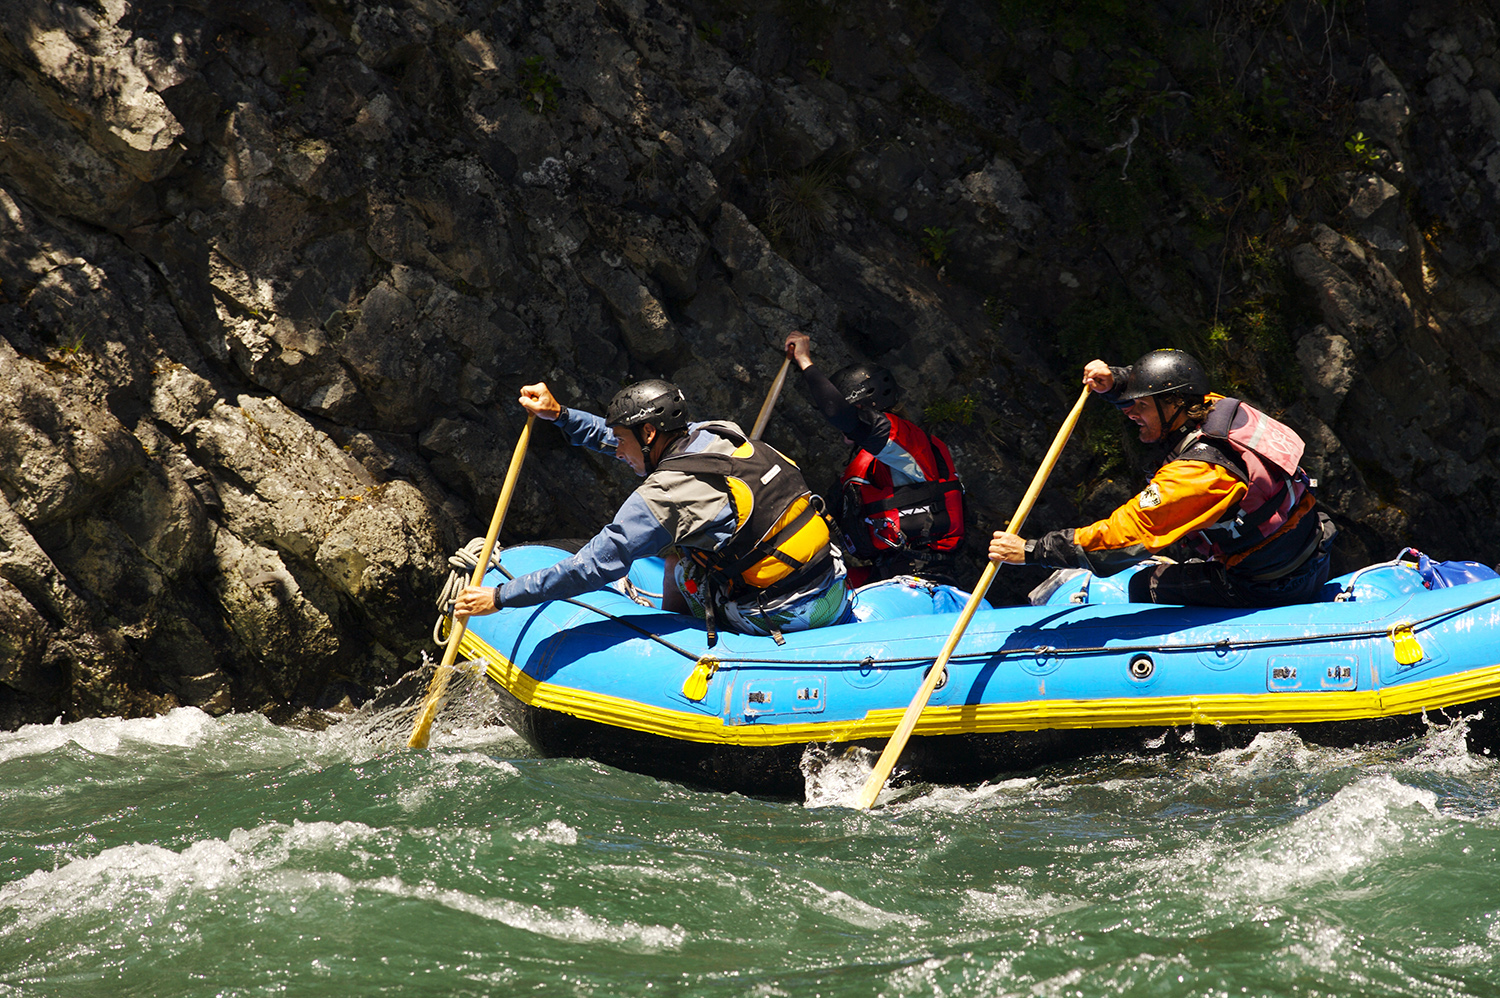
[1169,397,1318,577]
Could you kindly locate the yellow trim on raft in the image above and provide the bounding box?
[459,630,1500,747]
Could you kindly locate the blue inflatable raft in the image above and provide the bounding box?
[454,544,1500,796]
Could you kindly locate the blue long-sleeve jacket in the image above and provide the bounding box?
[494,409,737,607]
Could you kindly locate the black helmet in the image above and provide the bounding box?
[1115,349,1209,402]
[831,363,900,411]
[605,379,689,431]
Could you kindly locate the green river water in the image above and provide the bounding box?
[3,693,1500,997]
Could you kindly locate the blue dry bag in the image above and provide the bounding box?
[1407,548,1500,589]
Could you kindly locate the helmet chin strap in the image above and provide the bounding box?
[633,423,689,473]
[630,425,655,472]
[1152,396,1185,438]
[634,424,673,473]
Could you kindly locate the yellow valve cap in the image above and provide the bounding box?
[1389,624,1424,666]
[681,657,720,702]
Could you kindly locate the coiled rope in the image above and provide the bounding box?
[431,537,508,646]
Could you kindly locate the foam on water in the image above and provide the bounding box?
[799,743,1040,813]
[960,883,1087,922]
[802,881,927,929]
[0,814,685,954]
[7,688,1500,996]
[1215,774,1443,897]
[0,707,227,765]
[884,954,1024,998]
[359,876,688,951]
[800,744,885,808]
[1401,712,1496,776]
[898,779,1039,815]
[1206,727,1367,776]
[0,704,457,770]
[514,819,580,845]
[393,749,523,812]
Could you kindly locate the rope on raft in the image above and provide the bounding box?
[433,541,1500,671]
[431,539,707,661]
[547,584,1500,671]
[431,537,507,647]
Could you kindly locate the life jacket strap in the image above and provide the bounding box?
[696,499,826,595]
[857,477,964,516]
[1222,489,1318,569]
[1244,526,1321,580]
[702,585,719,648]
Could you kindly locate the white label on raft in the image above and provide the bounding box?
[760,465,782,485]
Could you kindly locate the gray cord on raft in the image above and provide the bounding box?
[432,537,508,647]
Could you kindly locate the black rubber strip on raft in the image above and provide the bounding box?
[485,680,1500,799]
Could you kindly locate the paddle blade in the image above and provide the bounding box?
[406,633,465,749]
[405,673,448,750]
[405,657,488,750]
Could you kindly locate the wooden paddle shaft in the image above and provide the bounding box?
[750,356,792,440]
[1005,386,1092,536]
[407,414,536,749]
[853,386,1092,809]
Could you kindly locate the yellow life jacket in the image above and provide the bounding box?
[658,425,833,599]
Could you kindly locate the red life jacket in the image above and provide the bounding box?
[1171,397,1316,573]
[837,414,965,560]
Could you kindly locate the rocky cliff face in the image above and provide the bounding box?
[3,0,1498,726]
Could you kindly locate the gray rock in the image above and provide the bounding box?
[762,80,858,170]
[579,258,681,362]
[712,203,838,336]
[1296,326,1357,422]
[1356,56,1411,165]
[1288,224,1413,359]
[959,156,1042,232]
[0,341,145,525]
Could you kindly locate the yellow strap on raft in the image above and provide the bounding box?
[681,656,720,701]
[1389,623,1424,666]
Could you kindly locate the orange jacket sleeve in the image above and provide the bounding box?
[1072,460,1247,554]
